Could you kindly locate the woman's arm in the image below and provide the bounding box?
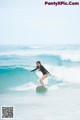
[31,67,38,72]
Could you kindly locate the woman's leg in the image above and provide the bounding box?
[39,74,48,87]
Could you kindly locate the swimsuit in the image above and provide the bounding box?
[31,65,49,75]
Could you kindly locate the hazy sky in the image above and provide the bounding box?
[0,0,80,45]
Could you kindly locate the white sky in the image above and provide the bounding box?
[0,0,80,45]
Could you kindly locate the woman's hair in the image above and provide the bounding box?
[36,61,41,64]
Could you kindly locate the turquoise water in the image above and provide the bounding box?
[0,45,80,120]
[0,45,80,93]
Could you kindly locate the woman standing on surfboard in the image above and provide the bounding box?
[31,61,50,87]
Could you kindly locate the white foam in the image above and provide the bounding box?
[0,49,80,62]
[48,85,59,90]
[45,65,80,84]
[58,50,80,62]
[10,82,36,91]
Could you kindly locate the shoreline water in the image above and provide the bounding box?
[0,87,80,120]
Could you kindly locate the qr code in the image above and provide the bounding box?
[1,106,14,119]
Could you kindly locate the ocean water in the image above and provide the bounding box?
[0,45,80,120]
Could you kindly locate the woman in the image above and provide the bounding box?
[31,61,50,87]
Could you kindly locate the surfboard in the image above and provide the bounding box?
[36,86,47,93]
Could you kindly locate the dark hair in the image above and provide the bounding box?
[36,61,41,64]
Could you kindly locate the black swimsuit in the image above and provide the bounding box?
[31,65,49,75]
